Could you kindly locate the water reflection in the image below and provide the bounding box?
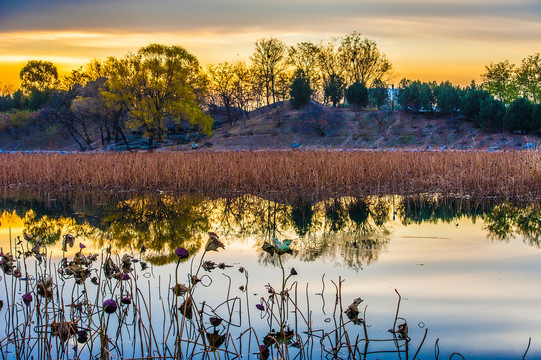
[99,195,209,265]
[484,203,541,247]
[1,192,541,266]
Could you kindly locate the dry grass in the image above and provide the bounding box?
[1,150,540,199]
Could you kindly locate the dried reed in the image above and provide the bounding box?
[1,151,540,199]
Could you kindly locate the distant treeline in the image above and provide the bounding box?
[0,33,539,149]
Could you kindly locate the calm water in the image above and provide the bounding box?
[0,192,540,359]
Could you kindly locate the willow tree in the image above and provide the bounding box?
[104,44,212,146]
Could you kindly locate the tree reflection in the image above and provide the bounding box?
[3,191,541,268]
[99,195,209,265]
[399,195,495,225]
[290,196,314,236]
[324,198,348,233]
[484,203,541,247]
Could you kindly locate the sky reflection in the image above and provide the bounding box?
[0,194,540,358]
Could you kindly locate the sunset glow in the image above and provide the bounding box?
[1,0,540,87]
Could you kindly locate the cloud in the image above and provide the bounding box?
[1,0,539,37]
[1,0,539,85]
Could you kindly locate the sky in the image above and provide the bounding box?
[0,0,540,88]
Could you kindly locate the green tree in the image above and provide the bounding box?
[346,81,368,108]
[28,89,51,110]
[104,44,212,147]
[434,81,462,115]
[419,82,435,112]
[19,60,58,94]
[338,32,392,86]
[516,53,541,103]
[11,90,27,110]
[397,79,421,111]
[476,98,505,131]
[504,97,534,133]
[460,88,491,120]
[481,60,518,104]
[250,38,287,105]
[369,78,388,109]
[289,73,312,109]
[532,104,541,131]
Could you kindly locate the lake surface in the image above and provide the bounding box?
[0,192,540,359]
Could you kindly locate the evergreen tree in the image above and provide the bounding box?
[346,81,368,108]
[369,78,388,109]
[504,97,534,133]
[289,74,312,109]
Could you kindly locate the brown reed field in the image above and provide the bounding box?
[1,150,540,199]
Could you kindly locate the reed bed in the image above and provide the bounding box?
[1,151,540,199]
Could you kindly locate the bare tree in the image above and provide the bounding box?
[250,38,287,105]
[338,32,392,87]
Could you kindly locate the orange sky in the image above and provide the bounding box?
[1,0,540,88]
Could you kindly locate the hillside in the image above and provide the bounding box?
[0,101,538,152]
[184,101,538,151]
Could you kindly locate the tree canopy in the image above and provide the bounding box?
[19,60,58,94]
[104,44,212,146]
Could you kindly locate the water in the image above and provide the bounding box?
[0,192,540,359]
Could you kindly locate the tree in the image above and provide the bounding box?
[397,79,421,111]
[346,81,368,108]
[104,44,212,147]
[460,88,491,120]
[231,61,254,118]
[28,89,51,110]
[418,82,435,112]
[289,74,312,109]
[476,98,505,131]
[481,60,518,104]
[369,78,388,109]
[288,42,320,94]
[532,104,541,131]
[324,74,345,107]
[71,78,130,148]
[207,62,237,124]
[250,38,287,105]
[317,39,344,81]
[504,97,534,133]
[517,53,541,104]
[60,67,89,91]
[434,81,462,115]
[19,60,58,94]
[39,87,96,150]
[338,32,392,87]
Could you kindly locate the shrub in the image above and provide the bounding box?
[346,82,368,108]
